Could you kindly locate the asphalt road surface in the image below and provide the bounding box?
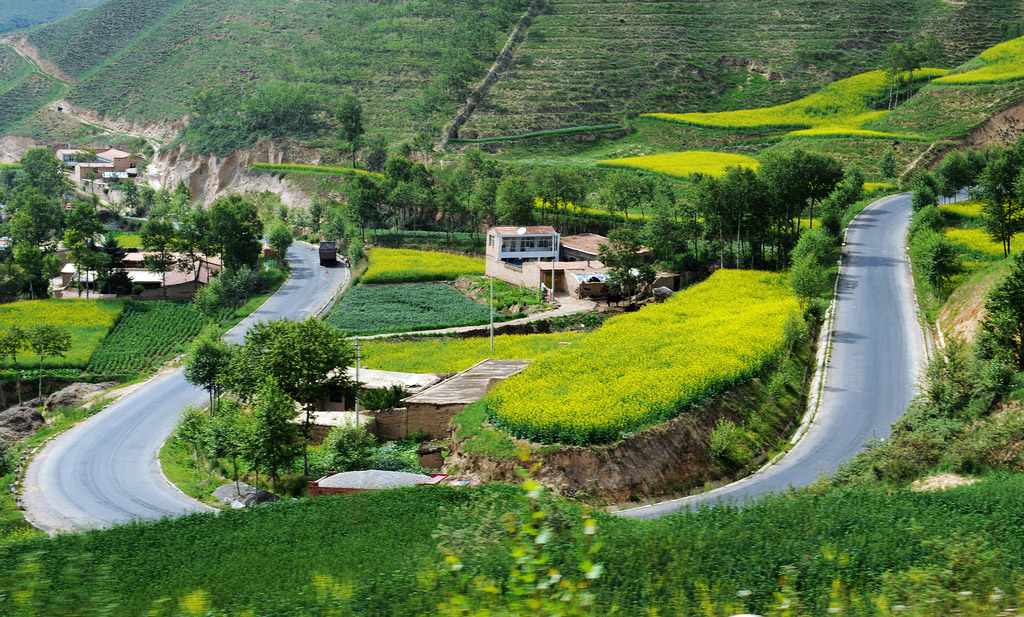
[619,192,927,519]
[23,242,349,533]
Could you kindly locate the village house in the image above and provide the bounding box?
[54,250,222,300]
[484,225,611,296]
[55,148,142,183]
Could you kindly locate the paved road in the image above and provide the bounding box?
[23,242,349,533]
[619,192,927,519]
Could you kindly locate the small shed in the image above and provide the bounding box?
[568,271,609,299]
[308,470,447,496]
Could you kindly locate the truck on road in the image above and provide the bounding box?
[318,241,338,266]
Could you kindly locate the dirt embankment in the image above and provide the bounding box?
[0,135,47,163]
[0,35,75,84]
[445,379,792,503]
[962,99,1024,148]
[150,141,322,206]
[54,99,181,143]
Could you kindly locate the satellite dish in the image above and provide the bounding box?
[517,226,527,235]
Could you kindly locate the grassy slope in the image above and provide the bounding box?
[465,0,1023,137]
[0,46,66,134]
[0,0,105,35]
[20,0,528,143]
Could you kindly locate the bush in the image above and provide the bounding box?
[317,424,377,474]
[708,418,749,469]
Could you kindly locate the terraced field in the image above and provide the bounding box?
[463,0,1020,137]
[0,46,66,134]
[0,0,105,35]
[22,0,529,143]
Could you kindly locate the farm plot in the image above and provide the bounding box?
[361,249,484,285]
[934,35,1024,85]
[362,332,587,374]
[598,151,759,179]
[0,299,123,369]
[85,301,206,377]
[644,70,945,136]
[484,270,800,445]
[326,284,493,335]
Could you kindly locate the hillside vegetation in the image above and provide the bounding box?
[0,0,105,35]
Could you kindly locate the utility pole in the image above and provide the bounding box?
[489,275,495,351]
[354,336,361,426]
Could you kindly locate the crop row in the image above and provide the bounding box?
[85,301,206,376]
[598,151,759,179]
[326,283,493,336]
[362,331,587,374]
[0,299,124,369]
[448,123,622,144]
[484,270,801,445]
[360,248,485,285]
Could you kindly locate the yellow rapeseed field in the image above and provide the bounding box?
[361,248,485,284]
[598,151,759,179]
[644,69,945,135]
[484,270,801,445]
[934,36,1024,85]
[0,299,124,368]
[362,332,588,374]
[944,228,1024,259]
[938,200,984,218]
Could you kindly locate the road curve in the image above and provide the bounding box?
[619,192,927,519]
[23,242,349,533]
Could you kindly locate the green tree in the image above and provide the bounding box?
[317,423,377,473]
[495,175,535,225]
[979,251,1024,369]
[597,227,655,301]
[909,231,963,297]
[363,133,388,173]
[209,194,263,271]
[62,201,106,298]
[141,218,177,301]
[879,148,898,181]
[9,189,59,248]
[18,148,68,200]
[533,167,587,228]
[204,402,246,492]
[789,254,830,308]
[977,143,1024,257]
[0,326,26,406]
[266,220,293,268]
[243,378,301,492]
[599,170,652,221]
[176,204,216,291]
[13,243,46,300]
[184,329,232,411]
[173,404,209,466]
[27,325,72,398]
[228,318,354,476]
[336,94,365,168]
[120,178,140,215]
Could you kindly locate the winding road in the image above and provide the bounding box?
[22,242,348,533]
[619,192,927,518]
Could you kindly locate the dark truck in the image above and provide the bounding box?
[318,241,338,266]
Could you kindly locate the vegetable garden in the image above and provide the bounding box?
[484,270,801,445]
[326,283,493,335]
[85,301,207,377]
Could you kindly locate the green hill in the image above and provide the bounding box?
[0,0,106,35]
[4,0,1022,152]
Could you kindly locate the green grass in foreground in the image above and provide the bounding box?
[6,473,1024,615]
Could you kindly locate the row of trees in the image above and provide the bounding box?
[184,318,354,482]
[0,324,72,406]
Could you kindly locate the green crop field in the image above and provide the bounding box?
[85,301,206,377]
[325,283,493,335]
[362,331,587,373]
[0,299,124,369]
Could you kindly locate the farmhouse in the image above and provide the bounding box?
[485,226,610,296]
[56,148,142,182]
[54,250,221,299]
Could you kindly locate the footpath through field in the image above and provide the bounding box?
[617,192,928,519]
[22,242,350,533]
[361,293,601,339]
